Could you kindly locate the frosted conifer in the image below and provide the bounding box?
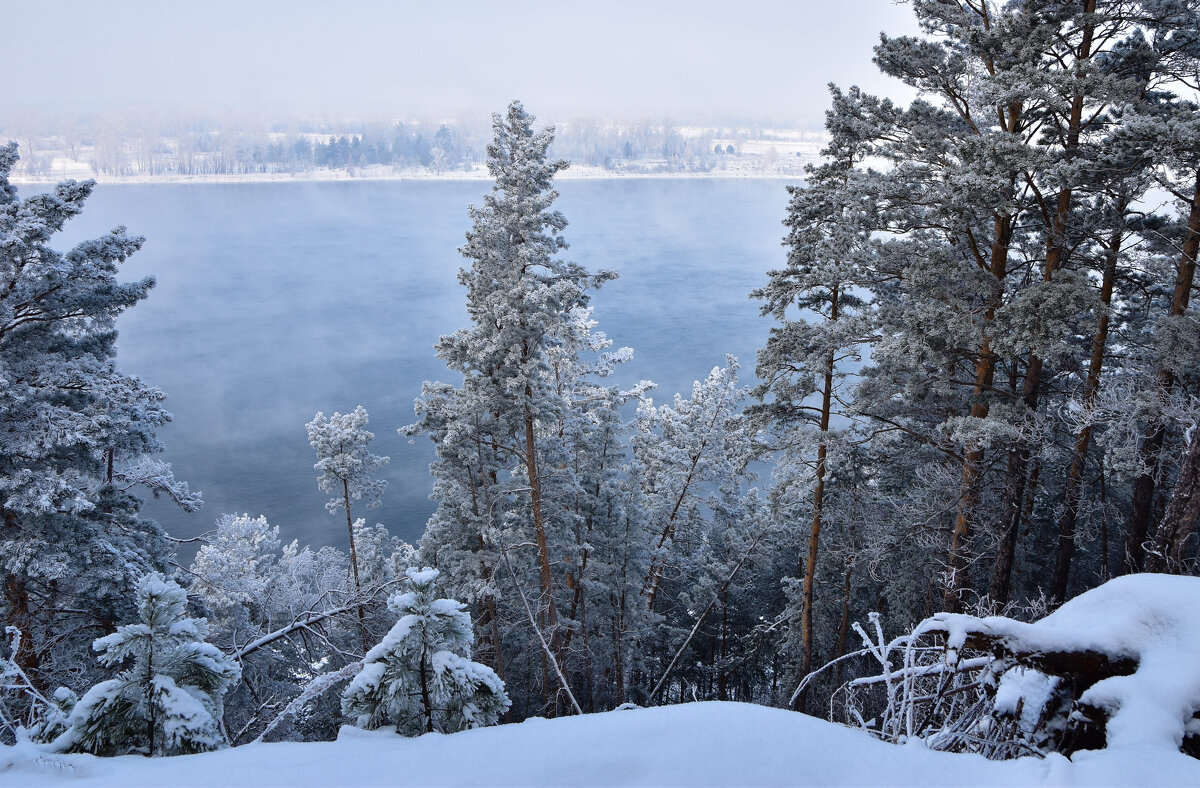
[407,101,624,700]
[0,142,195,699]
[342,567,509,736]
[62,573,239,756]
[307,406,388,646]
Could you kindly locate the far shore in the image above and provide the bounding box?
[11,162,807,186]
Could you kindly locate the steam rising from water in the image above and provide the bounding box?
[50,179,785,549]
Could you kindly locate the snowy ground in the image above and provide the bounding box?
[4,701,1197,787]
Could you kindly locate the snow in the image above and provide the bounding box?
[150,677,221,753]
[341,661,386,725]
[994,667,1058,736]
[4,701,1196,786]
[924,574,1200,751]
[406,566,441,586]
[427,598,464,616]
[135,576,179,599]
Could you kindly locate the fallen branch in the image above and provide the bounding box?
[496,535,583,716]
[254,660,363,743]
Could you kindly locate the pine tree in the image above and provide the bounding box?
[61,573,239,757]
[307,405,388,647]
[188,513,282,635]
[186,513,412,744]
[751,85,876,710]
[637,360,754,614]
[342,567,509,735]
[0,142,195,693]
[1116,5,1200,573]
[842,0,1161,610]
[408,101,618,707]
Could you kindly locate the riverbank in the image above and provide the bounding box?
[10,160,807,186]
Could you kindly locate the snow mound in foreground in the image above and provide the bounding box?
[929,573,1200,752]
[4,700,1199,787]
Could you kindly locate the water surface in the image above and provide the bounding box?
[51,179,790,547]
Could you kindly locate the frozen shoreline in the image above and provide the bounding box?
[10,162,805,186]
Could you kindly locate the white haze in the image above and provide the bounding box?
[5,0,919,125]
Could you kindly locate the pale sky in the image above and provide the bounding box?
[7,0,919,123]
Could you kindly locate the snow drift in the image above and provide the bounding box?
[6,574,1200,786]
[3,701,1198,787]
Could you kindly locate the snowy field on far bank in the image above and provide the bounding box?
[8,160,809,186]
[5,701,1198,787]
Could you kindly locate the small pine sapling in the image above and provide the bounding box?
[342,567,509,736]
[61,574,240,757]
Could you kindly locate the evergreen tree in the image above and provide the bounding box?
[61,573,239,757]
[342,567,509,735]
[627,360,758,701]
[833,0,1166,611]
[186,512,411,744]
[0,142,194,694]
[307,405,388,647]
[751,85,876,709]
[408,101,619,709]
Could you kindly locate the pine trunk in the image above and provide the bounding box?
[831,562,853,690]
[946,210,1015,612]
[718,586,729,701]
[419,644,435,734]
[1123,171,1200,572]
[644,451,704,611]
[1047,221,1122,601]
[3,574,41,689]
[145,635,156,756]
[1036,0,1097,602]
[796,289,838,711]
[1146,432,1200,572]
[990,446,1030,606]
[343,480,368,652]
[523,396,562,662]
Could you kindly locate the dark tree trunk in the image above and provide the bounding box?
[1123,171,1200,572]
[1049,218,1123,602]
[796,288,839,711]
[419,645,435,734]
[4,574,42,690]
[523,394,562,673]
[718,586,729,701]
[990,446,1031,606]
[1145,433,1200,572]
[343,480,368,653]
[832,562,853,690]
[946,215,1013,613]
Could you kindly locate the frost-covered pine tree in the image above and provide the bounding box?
[60,573,239,757]
[636,359,754,614]
[185,512,413,744]
[408,101,618,700]
[826,0,1164,613]
[307,405,388,645]
[188,513,282,636]
[0,142,195,694]
[751,85,876,708]
[342,567,509,735]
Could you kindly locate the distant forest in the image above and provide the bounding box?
[0,109,822,178]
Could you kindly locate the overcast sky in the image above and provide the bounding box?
[8,1,919,124]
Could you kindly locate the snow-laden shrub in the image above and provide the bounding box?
[58,573,240,756]
[802,575,1200,760]
[0,627,76,745]
[342,567,509,735]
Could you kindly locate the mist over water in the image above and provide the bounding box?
[48,179,788,549]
